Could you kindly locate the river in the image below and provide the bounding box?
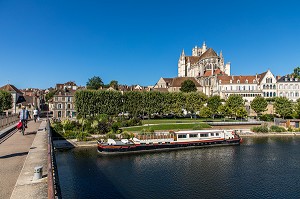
[56,136,300,199]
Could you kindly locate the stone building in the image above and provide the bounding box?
[277,75,300,102]
[178,42,230,77]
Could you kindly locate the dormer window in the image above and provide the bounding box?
[245,80,248,84]
[230,80,232,84]
[219,80,222,84]
[285,78,288,81]
[253,80,256,83]
[237,80,240,84]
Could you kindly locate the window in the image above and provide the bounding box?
[67,104,71,109]
[216,133,219,136]
[200,134,209,137]
[178,134,187,138]
[279,84,282,89]
[273,92,276,97]
[296,92,299,97]
[237,80,240,84]
[211,133,214,136]
[58,111,61,118]
[189,134,198,138]
[57,104,62,109]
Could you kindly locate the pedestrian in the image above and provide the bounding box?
[19,106,31,128]
[33,108,39,122]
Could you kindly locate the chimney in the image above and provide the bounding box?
[276,75,281,80]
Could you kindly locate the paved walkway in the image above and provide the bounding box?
[0,120,41,199]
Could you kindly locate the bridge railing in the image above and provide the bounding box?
[47,119,62,199]
[0,114,19,130]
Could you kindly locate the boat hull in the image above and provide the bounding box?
[97,139,241,155]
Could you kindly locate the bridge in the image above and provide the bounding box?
[0,117,60,199]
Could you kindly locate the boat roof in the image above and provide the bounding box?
[175,130,225,134]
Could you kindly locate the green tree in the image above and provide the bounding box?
[199,106,212,120]
[292,66,300,78]
[109,80,119,90]
[218,104,232,121]
[185,92,207,116]
[0,90,12,112]
[207,95,222,119]
[45,90,56,102]
[274,97,293,119]
[180,80,197,92]
[86,76,104,90]
[225,94,245,120]
[250,95,268,117]
[236,107,248,120]
[295,98,300,118]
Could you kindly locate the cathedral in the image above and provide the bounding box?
[178,42,231,77]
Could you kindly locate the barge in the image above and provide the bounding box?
[97,130,242,154]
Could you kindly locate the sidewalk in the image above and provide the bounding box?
[0,120,42,198]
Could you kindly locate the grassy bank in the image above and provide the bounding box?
[141,118,236,125]
[122,123,211,132]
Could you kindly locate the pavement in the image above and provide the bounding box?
[0,120,48,199]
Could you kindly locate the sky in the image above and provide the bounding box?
[0,0,300,89]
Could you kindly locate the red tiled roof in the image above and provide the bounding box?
[170,77,201,87]
[0,84,23,94]
[217,75,258,84]
[203,69,225,77]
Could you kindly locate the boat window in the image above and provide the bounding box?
[216,133,219,136]
[211,133,214,136]
[189,134,198,138]
[200,134,208,137]
[178,134,187,138]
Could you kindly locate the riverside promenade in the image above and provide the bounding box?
[0,120,48,199]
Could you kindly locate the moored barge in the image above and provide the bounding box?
[97,130,242,154]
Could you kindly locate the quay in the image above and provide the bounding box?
[0,119,59,199]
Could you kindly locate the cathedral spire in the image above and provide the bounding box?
[181,49,185,57]
[202,41,207,52]
[220,50,223,58]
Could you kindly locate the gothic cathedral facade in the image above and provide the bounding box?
[178,42,231,77]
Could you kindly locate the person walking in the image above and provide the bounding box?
[33,108,39,122]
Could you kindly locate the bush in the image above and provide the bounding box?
[111,122,120,133]
[106,132,117,139]
[259,114,274,122]
[251,125,269,133]
[269,125,286,132]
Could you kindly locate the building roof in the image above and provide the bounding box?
[277,75,300,82]
[203,68,225,77]
[0,84,23,94]
[152,88,169,92]
[217,75,258,84]
[170,77,201,87]
[162,78,173,83]
[199,48,218,60]
[185,56,201,64]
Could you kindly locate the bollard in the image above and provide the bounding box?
[33,166,43,180]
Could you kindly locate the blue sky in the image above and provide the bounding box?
[0,0,300,89]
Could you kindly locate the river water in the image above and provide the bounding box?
[56,137,300,199]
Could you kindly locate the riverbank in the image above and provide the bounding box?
[239,132,300,137]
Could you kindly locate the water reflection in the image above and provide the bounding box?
[56,137,300,199]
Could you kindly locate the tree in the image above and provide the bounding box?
[109,80,119,90]
[225,94,245,120]
[0,90,12,113]
[295,98,300,118]
[180,80,197,93]
[218,104,232,121]
[45,90,56,102]
[292,66,300,78]
[199,106,212,120]
[207,95,222,119]
[185,92,207,116]
[236,107,248,120]
[250,95,268,117]
[86,76,104,90]
[274,97,293,119]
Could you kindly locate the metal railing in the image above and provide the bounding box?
[0,114,19,130]
[47,120,62,199]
